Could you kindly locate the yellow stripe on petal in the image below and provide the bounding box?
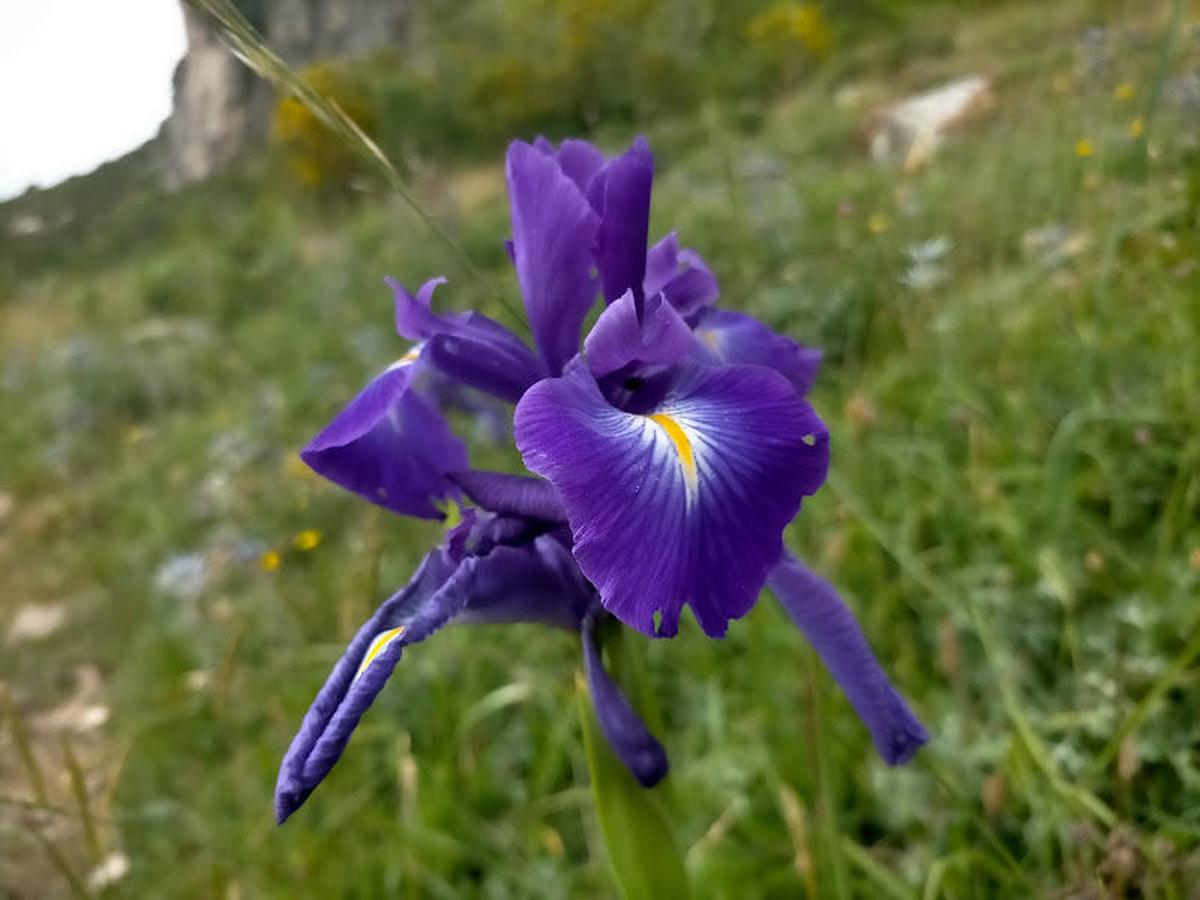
[355,625,406,680]
[648,413,698,495]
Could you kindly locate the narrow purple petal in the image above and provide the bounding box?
[583,290,694,379]
[587,137,654,305]
[506,141,601,375]
[448,470,566,522]
[300,363,467,520]
[389,277,545,403]
[692,308,823,398]
[644,232,719,319]
[275,544,464,822]
[581,617,669,787]
[515,360,829,638]
[768,556,929,765]
[276,523,592,823]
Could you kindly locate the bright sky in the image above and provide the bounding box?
[0,0,186,200]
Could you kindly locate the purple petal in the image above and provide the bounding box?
[389,277,545,403]
[276,524,592,822]
[275,543,464,822]
[581,617,669,787]
[692,308,823,398]
[587,137,654,305]
[448,470,566,522]
[583,290,694,379]
[455,536,594,631]
[300,363,468,520]
[644,232,720,319]
[541,137,607,193]
[506,141,601,375]
[768,556,929,765]
[515,360,829,638]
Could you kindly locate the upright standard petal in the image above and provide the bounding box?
[534,136,607,193]
[643,232,720,319]
[389,277,545,403]
[768,556,929,765]
[581,616,669,787]
[506,141,601,375]
[587,137,654,305]
[691,308,823,399]
[300,361,468,520]
[583,290,693,379]
[515,360,830,638]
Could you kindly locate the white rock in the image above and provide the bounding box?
[869,76,993,171]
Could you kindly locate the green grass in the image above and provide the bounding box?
[2,1,1199,896]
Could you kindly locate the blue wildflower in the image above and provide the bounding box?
[275,136,928,824]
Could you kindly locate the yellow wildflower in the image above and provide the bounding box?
[1074,138,1095,158]
[293,529,322,552]
[1113,83,1135,101]
[260,550,282,572]
[1127,117,1144,139]
[867,213,890,235]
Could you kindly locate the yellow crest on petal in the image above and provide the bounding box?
[355,625,406,680]
[648,413,698,495]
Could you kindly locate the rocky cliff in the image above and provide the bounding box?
[162,0,407,188]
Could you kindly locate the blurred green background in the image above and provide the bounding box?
[2,0,1199,896]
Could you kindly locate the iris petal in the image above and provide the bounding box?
[515,360,829,638]
[768,555,929,765]
[644,232,720,319]
[692,308,823,399]
[276,522,594,823]
[587,137,654,305]
[583,289,694,379]
[506,140,601,375]
[389,277,545,403]
[300,362,468,520]
[581,617,669,787]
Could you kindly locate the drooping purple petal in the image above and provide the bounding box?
[691,308,823,399]
[768,555,929,765]
[644,232,720,319]
[300,362,468,520]
[581,616,669,787]
[275,542,463,822]
[506,141,601,375]
[449,470,566,522]
[276,521,593,823]
[587,137,654,305]
[389,277,545,403]
[583,290,694,379]
[515,360,830,638]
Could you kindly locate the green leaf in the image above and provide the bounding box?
[577,667,690,900]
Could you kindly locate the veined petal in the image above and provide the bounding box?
[300,362,467,520]
[583,290,693,379]
[691,308,823,399]
[768,556,929,765]
[581,617,669,787]
[506,140,601,375]
[644,232,719,319]
[515,360,830,638]
[389,277,545,403]
[587,137,654,305]
[276,522,592,823]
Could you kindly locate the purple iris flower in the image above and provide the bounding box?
[276,136,928,824]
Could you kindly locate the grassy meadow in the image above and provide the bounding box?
[2,1,1199,896]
